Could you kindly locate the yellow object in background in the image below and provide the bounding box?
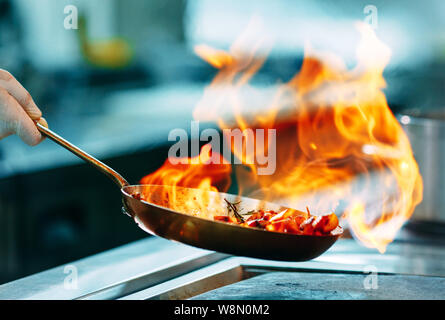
[77,15,133,69]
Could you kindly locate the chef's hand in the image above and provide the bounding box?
[0,69,47,146]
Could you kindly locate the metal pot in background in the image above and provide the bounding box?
[399,113,445,224]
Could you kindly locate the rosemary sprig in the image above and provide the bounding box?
[224,198,245,223]
[242,210,256,216]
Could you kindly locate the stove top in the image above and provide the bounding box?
[1,235,444,300]
[193,271,445,300]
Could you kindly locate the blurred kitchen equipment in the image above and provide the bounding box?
[399,111,445,224]
[36,122,340,261]
[0,0,24,73]
[77,14,133,69]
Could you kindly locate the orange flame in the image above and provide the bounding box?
[141,21,422,253]
[139,144,231,215]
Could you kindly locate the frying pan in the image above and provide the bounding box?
[36,123,340,261]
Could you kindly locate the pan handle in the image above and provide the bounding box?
[36,122,129,189]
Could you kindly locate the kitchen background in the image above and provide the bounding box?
[0,0,444,284]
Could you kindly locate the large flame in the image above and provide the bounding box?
[141,21,422,253]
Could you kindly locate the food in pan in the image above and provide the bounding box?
[133,191,341,236]
[214,199,342,236]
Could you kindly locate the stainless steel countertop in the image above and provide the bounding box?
[1,235,444,300]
